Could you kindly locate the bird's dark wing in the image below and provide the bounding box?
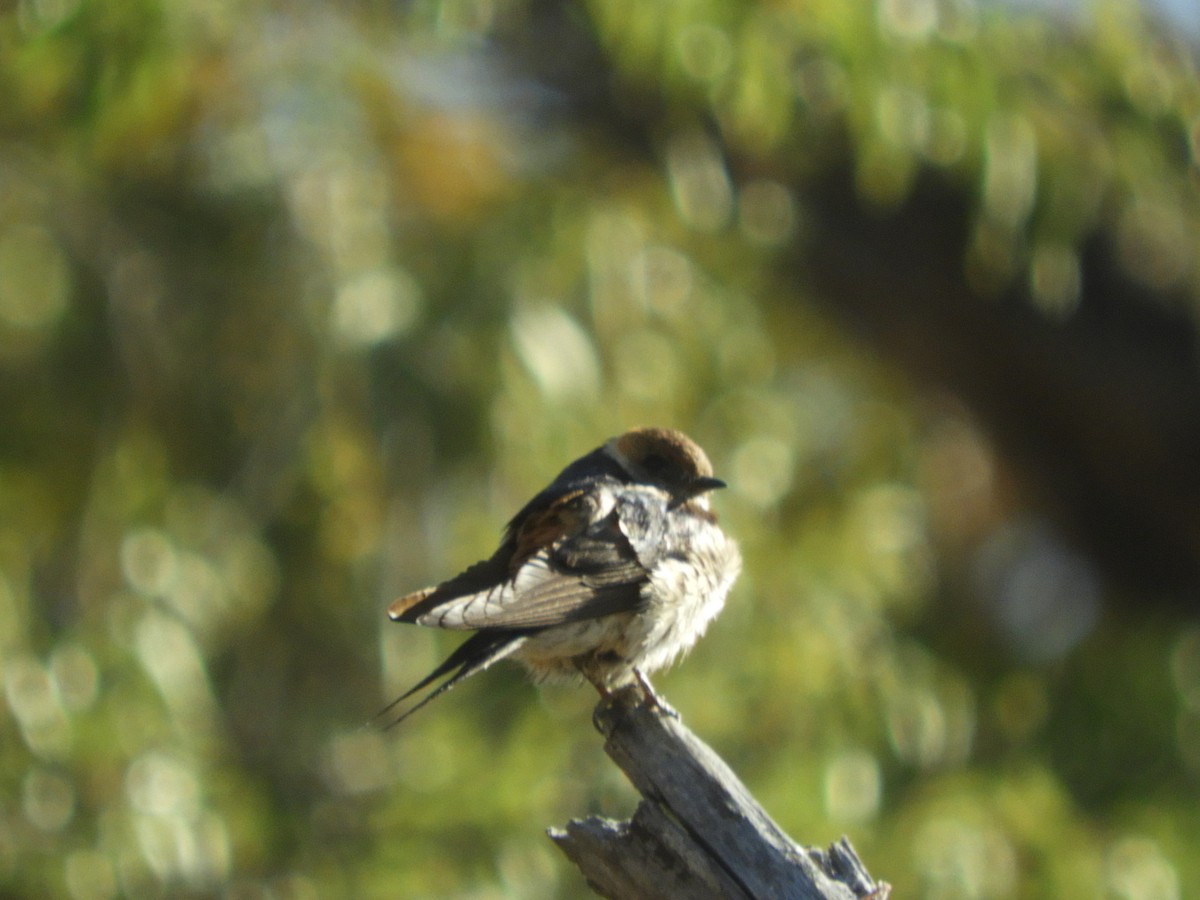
[388,486,592,624]
[388,555,510,622]
[500,446,622,536]
[397,487,669,630]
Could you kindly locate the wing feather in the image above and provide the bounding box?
[387,556,508,622]
[392,485,672,632]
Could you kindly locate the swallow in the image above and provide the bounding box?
[381,427,741,726]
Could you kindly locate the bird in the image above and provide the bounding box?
[380,427,742,727]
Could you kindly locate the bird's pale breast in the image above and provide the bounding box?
[512,505,741,686]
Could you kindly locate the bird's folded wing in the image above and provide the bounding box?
[407,518,651,630]
[390,485,672,630]
[418,563,645,629]
[389,487,595,624]
[387,556,508,621]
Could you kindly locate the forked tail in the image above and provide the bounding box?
[375,631,528,728]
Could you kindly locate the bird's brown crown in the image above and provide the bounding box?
[607,427,715,485]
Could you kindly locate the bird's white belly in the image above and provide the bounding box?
[514,529,741,686]
[632,531,741,674]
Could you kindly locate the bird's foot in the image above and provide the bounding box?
[589,678,622,732]
[634,669,679,720]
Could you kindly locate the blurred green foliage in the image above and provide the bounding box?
[1,0,1198,897]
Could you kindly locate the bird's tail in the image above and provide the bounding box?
[375,631,528,728]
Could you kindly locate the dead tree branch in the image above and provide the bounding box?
[550,688,887,900]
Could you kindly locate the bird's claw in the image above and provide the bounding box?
[634,670,679,720]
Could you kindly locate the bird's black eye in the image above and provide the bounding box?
[642,452,670,475]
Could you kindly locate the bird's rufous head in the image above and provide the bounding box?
[605,427,726,505]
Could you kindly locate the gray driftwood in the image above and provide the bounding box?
[549,687,887,900]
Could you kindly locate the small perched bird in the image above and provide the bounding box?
[381,427,741,726]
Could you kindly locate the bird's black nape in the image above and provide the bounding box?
[374,631,528,729]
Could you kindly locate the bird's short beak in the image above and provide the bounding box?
[689,476,727,495]
[669,476,727,508]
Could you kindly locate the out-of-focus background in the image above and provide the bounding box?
[2,0,1199,897]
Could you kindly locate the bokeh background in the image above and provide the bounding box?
[3,0,1200,897]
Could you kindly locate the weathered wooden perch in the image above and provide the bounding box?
[549,687,887,900]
